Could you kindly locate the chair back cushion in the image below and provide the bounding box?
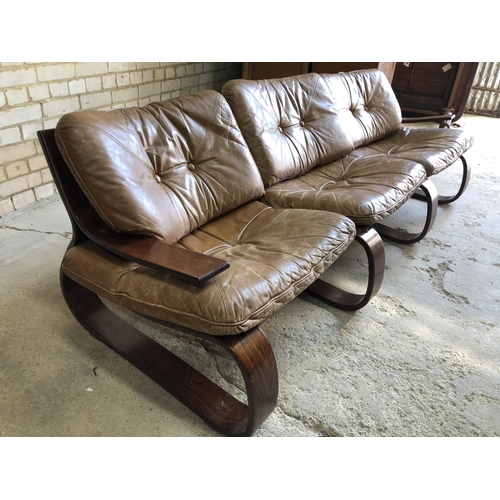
[321,69,402,149]
[55,90,265,244]
[223,69,402,187]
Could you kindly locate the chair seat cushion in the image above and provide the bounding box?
[62,201,355,336]
[263,155,427,226]
[349,127,474,176]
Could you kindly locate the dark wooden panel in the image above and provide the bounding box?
[242,62,309,79]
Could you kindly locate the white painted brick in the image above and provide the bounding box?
[199,72,214,85]
[41,168,53,183]
[0,103,42,128]
[76,62,108,77]
[117,73,130,87]
[69,79,86,94]
[26,170,42,188]
[85,77,102,92]
[5,160,29,178]
[0,141,37,164]
[0,127,22,146]
[176,66,186,77]
[195,63,203,73]
[12,189,36,209]
[137,63,159,70]
[0,67,37,89]
[0,91,5,107]
[108,62,136,72]
[111,87,138,103]
[181,75,198,88]
[162,79,181,92]
[6,87,29,106]
[155,69,165,80]
[43,97,80,117]
[0,166,6,182]
[0,176,29,198]
[28,83,50,101]
[186,64,195,76]
[49,81,70,97]
[21,120,43,141]
[143,70,154,83]
[81,91,112,110]
[35,183,55,200]
[102,74,117,89]
[165,67,175,79]
[139,82,161,98]
[37,64,75,82]
[130,72,142,85]
[0,198,14,217]
[43,118,59,130]
[29,154,48,171]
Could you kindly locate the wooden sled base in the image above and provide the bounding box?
[305,227,385,311]
[61,272,278,437]
[373,179,438,245]
[412,155,470,205]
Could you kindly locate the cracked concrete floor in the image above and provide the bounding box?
[1,114,499,437]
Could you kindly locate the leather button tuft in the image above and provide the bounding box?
[278,126,283,133]
[154,174,162,183]
[187,163,195,171]
[299,120,305,126]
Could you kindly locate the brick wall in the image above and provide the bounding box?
[0,62,242,217]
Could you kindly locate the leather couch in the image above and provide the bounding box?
[37,69,473,436]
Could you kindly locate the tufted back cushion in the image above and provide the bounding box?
[223,73,354,187]
[223,69,402,187]
[321,69,402,149]
[55,90,265,244]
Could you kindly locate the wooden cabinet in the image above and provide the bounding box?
[241,62,396,83]
[391,62,478,122]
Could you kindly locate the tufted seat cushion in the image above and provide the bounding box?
[62,201,356,336]
[263,154,426,225]
[348,127,474,176]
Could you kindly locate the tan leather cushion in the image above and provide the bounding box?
[223,73,354,186]
[321,70,402,149]
[263,155,427,225]
[62,202,356,336]
[55,90,265,244]
[349,127,474,176]
[222,69,402,187]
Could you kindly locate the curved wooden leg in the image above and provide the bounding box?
[412,155,471,205]
[60,272,278,437]
[373,179,438,245]
[305,227,385,311]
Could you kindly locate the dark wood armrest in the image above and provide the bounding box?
[402,114,456,123]
[90,226,230,286]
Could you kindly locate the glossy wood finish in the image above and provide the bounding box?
[412,156,471,205]
[37,129,229,286]
[61,273,278,436]
[373,180,438,245]
[306,227,385,311]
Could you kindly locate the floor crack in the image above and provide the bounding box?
[0,225,71,239]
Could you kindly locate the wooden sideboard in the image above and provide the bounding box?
[391,62,478,122]
[242,62,396,83]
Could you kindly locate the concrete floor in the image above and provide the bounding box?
[1,114,499,437]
